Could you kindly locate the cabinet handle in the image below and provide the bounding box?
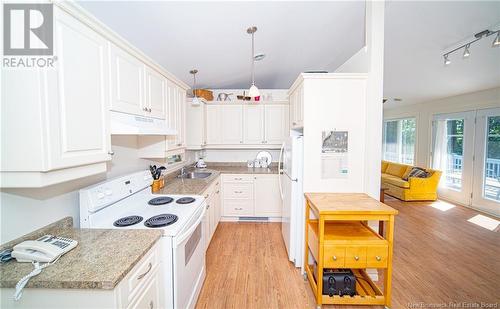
[143,107,147,111]
[137,262,152,280]
[216,190,220,194]
[149,301,154,309]
[376,256,381,261]
[234,178,243,180]
[234,191,243,194]
[149,108,152,112]
[293,122,297,125]
[354,256,359,261]
[240,141,243,144]
[108,151,115,156]
[332,256,337,261]
[177,143,182,146]
[235,207,243,210]
[204,194,209,198]
[206,204,210,209]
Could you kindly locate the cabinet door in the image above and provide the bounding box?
[296,86,304,127]
[109,44,145,116]
[202,208,210,251]
[49,9,111,169]
[254,175,282,217]
[205,105,222,144]
[243,105,264,144]
[209,200,216,241]
[265,105,287,145]
[221,105,243,144]
[176,88,186,147]
[145,67,166,119]
[214,183,221,227]
[166,81,178,149]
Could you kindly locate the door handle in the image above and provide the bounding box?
[137,262,152,280]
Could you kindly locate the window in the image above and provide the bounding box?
[382,118,416,165]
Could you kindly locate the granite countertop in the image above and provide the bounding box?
[0,218,162,290]
[159,163,279,196]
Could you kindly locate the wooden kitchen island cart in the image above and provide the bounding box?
[304,193,398,308]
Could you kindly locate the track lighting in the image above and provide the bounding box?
[493,32,500,47]
[463,44,470,58]
[444,54,451,66]
[442,29,499,65]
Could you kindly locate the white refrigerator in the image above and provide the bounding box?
[279,135,304,269]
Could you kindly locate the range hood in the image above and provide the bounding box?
[110,111,177,136]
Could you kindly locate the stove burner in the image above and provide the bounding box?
[113,215,143,227]
[144,214,178,228]
[176,197,196,204]
[148,196,174,206]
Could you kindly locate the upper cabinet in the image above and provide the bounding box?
[221,105,244,144]
[243,105,265,144]
[109,44,145,116]
[145,67,167,119]
[265,105,289,145]
[289,82,304,129]
[1,7,111,187]
[188,101,289,149]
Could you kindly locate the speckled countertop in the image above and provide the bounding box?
[0,218,162,290]
[159,163,279,195]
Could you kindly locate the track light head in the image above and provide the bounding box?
[463,45,471,58]
[444,54,451,66]
[493,32,500,47]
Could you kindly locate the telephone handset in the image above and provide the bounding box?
[12,235,78,263]
[12,235,78,301]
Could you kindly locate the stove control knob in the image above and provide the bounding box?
[97,192,105,199]
[105,189,112,196]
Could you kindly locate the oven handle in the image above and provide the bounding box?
[174,204,206,247]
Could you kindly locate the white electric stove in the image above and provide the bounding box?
[79,170,207,309]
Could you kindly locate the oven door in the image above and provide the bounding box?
[173,203,206,309]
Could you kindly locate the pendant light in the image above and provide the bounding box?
[189,69,200,106]
[247,26,260,98]
[493,32,500,47]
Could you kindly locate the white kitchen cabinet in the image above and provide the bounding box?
[185,99,207,150]
[221,174,281,218]
[289,83,304,129]
[205,105,222,145]
[0,242,163,309]
[243,105,265,144]
[0,7,111,187]
[254,174,282,217]
[165,82,186,152]
[145,66,166,119]
[109,44,145,116]
[221,105,244,144]
[202,176,221,248]
[265,105,289,145]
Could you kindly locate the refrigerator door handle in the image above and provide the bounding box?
[278,142,285,200]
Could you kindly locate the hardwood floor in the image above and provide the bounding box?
[195,196,499,309]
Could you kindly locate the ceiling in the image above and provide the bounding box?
[383,1,500,108]
[78,1,500,106]
[78,1,365,89]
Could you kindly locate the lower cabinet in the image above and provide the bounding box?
[222,174,282,218]
[203,176,221,250]
[0,242,163,309]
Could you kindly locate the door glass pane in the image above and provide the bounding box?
[484,116,500,202]
[401,118,416,165]
[383,121,398,162]
[445,119,464,190]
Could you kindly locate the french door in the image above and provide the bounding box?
[472,108,500,216]
[432,108,500,217]
[431,112,475,205]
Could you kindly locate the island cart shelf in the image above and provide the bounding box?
[304,193,398,308]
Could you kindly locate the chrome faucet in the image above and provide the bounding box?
[180,166,186,176]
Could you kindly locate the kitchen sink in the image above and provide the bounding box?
[177,172,212,179]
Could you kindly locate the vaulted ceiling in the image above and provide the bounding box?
[78,1,500,107]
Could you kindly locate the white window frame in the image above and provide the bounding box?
[382,117,417,165]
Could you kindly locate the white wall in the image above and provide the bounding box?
[195,149,280,163]
[0,136,194,244]
[383,87,500,168]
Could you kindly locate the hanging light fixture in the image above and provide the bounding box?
[493,32,500,47]
[463,44,470,58]
[189,69,200,106]
[247,26,260,98]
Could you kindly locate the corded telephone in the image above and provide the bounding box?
[12,235,77,263]
[11,235,78,301]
